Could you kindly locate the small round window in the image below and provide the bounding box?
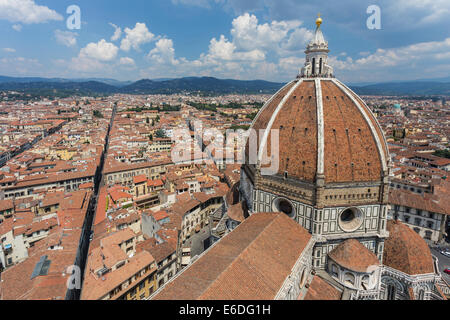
[273,198,295,218]
[338,207,363,232]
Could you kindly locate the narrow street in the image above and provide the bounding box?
[75,101,117,299]
[431,247,450,284]
[183,224,212,259]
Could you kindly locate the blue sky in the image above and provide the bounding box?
[1,0,450,84]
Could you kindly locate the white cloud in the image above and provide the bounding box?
[109,23,122,41]
[327,37,450,82]
[79,39,119,61]
[231,13,306,52]
[0,56,42,75]
[120,22,155,51]
[186,0,450,33]
[70,56,107,73]
[0,0,63,24]
[119,57,136,68]
[54,30,78,47]
[206,35,265,61]
[2,47,16,53]
[70,40,119,73]
[282,27,313,52]
[12,24,22,31]
[148,38,180,65]
[139,12,312,81]
[387,0,450,26]
[208,35,235,60]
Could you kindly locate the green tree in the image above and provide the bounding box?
[155,129,166,138]
[433,149,450,159]
[93,110,104,118]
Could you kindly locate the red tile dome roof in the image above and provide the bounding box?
[383,220,435,275]
[248,78,389,183]
[328,239,380,273]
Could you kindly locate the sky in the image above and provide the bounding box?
[1,0,450,84]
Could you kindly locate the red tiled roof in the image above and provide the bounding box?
[328,239,380,273]
[152,210,169,222]
[109,190,132,203]
[303,275,342,300]
[227,201,246,223]
[94,187,108,226]
[389,189,449,216]
[0,199,14,212]
[133,175,147,184]
[153,212,312,300]
[383,220,434,275]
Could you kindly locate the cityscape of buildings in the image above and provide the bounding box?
[0,14,449,302]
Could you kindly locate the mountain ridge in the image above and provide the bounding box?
[0,75,450,96]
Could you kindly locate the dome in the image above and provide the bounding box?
[383,220,435,275]
[248,78,389,183]
[227,201,246,223]
[245,17,389,185]
[328,239,380,273]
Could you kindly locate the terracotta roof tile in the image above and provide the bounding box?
[303,275,342,300]
[383,220,434,275]
[328,239,380,273]
[153,212,312,300]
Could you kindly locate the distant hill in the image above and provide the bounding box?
[0,76,132,87]
[121,77,284,94]
[0,80,118,95]
[0,76,284,95]
[1,75,450,96]
[350,81,450,96]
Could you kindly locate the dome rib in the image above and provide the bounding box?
[315,79,325,177]
[340,79,390,159]
[250,80,296,130]
[257,79,304,165]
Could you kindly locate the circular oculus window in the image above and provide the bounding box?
[272,197,295,218]
[338,207,363,232]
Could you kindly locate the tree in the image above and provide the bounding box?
[155,129,166,138]
[433,149,450,159]
[93,110,104,118]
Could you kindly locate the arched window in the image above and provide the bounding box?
[331,264,338,277]
[312,58,316,74]
[319,58,323,74]
[387,283,396,300]
[344,272,355,287]
[361,275,370,290]
[299,268,308,288]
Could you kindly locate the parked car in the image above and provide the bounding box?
[441,250,450,258]
[443,268,450,275]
